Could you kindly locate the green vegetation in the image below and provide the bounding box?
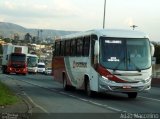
[152,42,160,64]
[0,44,2,55]
[0,81,20,106]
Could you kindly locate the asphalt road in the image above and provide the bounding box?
[0,73,160,119]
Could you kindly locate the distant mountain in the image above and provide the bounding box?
[0,22,77,40]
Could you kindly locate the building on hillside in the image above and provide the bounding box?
[0,39,6,45]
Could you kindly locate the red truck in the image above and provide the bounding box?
[2,44,28,75]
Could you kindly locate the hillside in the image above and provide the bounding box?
[0,22,76,40]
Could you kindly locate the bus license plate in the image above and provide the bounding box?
[123,86,132,89]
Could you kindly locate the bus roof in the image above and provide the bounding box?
[27,54,38,57]
[59,29,149,40]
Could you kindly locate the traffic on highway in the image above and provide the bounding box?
[0,73,159,119]
[0,29,159,119]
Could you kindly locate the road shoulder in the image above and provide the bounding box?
[0,75,31,119]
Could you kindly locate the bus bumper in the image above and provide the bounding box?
[7,67,27,74]
[28,67,37,73]
[98,76,151,93]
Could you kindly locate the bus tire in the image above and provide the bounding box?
[2,69,5,74]
[2,66,7,74]
[85,79,94,97]
[127,92,137,99]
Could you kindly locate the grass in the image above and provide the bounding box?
[0,81,20,106]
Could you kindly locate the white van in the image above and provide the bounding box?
[37,62,45,74]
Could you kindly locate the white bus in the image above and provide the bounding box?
[52,29,154,98]
[27,54,39,73]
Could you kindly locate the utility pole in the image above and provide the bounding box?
[103,0,106,29]
[37,30,40,41]
[40,29,43,42]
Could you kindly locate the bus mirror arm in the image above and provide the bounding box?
[93,41,99,70]
[94,62,98,70]
[94,41,99,56]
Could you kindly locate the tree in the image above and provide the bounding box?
[152,42,160,64]
[3,38,12,43]
[24,33,32,43]
[153,44,160,64]
[14,33,20,41]
[12,39,18,45]
[32,36,36,43]
[0,44,3,54]
[0,35,4,39]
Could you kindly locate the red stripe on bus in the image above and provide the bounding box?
[97,64,127,83]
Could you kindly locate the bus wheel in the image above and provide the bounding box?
[85,80,94,97]
[63,75,69,91]
[127,92,137,99]
[2,69,5,74]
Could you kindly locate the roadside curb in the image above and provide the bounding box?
[0,75,33,119]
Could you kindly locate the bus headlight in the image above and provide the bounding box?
[102,76,116,84]
[145,77,151,83]
[141,77,151,83]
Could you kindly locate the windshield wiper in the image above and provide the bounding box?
[128,57,141,72]
[113,57,125,72]
[113,57,141,72]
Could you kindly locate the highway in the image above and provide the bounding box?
[0,74,160,119]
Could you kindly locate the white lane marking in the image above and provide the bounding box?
[19,79,123,112]
[20,77,160,104]
[11,76,160,112]
[138,96,160,102]
[23,92,49,113]
[59,91,123,112]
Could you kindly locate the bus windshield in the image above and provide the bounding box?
[100,37,151,71]
[27,56,38,67]
[11,54,26,62]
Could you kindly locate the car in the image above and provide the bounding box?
[37,62,45,74]
[45,67,52,75]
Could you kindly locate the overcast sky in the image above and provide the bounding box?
[0,0,159,41]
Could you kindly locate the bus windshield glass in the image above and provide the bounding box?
[100,37,151,71]
[27,56,38,67]
[11,54,26,62]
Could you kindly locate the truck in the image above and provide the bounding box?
[2,44,28,75]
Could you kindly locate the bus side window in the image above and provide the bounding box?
[60,41,65,56]
[83,36,90,56]
[55,41,60,56]
[70,39,77,56]
[91,40,95,66]
[65,40,71,56]
[76,38,83,56]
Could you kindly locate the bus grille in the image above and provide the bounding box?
[109,86,143,92]
[11,64,25,68]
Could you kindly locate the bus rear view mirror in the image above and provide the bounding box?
[150,43,155,57]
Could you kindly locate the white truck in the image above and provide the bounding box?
[2,44,28,75]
